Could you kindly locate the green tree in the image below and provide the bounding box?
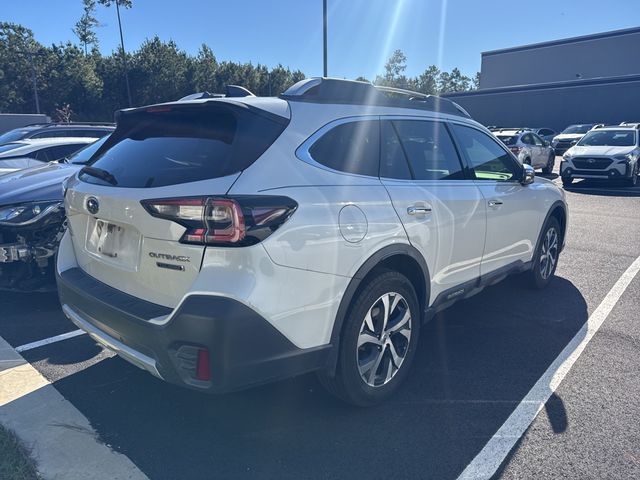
[375,49,414,89]
[192,44,217,93]
[384,49,407,81]
[0,22,45,113]
[438,68,471,93]
[415,65,440,95]
[472,71,481,90]
[96,0,132,7]
[130,36,192,105]
[39,42,103,120]
[73,0,100,55]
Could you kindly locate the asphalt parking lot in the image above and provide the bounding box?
[1,161,639,480]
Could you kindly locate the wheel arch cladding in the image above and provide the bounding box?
[549,202,568,251]
[534,200,567,258]
[323,243,430,376]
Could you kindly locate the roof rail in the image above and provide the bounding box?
[280,77,471,118]
[27,122,115,127]
[620,122,640,128]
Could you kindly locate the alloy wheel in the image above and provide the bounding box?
[356,292,412,388]
[539,227,559,280]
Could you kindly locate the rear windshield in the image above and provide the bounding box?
[562,124,592,134]
[496,135,518,146]
[577,130,637,147]
[80,104,287,188]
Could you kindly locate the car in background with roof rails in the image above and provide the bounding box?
[0,136,109,291]
[552,123,603,155]
[56,77,567,406]
[0,137,97,174]
[490,128,556,174]
[530,127,556,143]
[0,122,114,146]
[560,123,640,187]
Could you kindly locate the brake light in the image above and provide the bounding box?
[141,196,297,247]
[510,146,522,154]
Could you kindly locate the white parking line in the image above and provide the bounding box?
[457,253,640,480]
[15,329,86,353]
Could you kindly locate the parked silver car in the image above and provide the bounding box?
[491,128,556,174]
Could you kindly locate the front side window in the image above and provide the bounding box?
[387,120,464,181]
[309,120,379,177]
[532,134,544,146]
[451,124,519,182]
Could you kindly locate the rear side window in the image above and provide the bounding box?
[81,104,287,188]
[308,120,379,177]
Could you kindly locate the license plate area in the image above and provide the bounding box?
[85,217,141,270]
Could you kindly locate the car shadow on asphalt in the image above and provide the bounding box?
[46,274,587,480]
[564,179,640,197]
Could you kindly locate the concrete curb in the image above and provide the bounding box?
[0,335,148,480]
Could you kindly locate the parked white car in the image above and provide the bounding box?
[491,128,556,174]
[0,138,97,175]
[561,124,640,186]
[56,78,568,405]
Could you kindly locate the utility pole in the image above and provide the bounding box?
[323,0,328,77]
[115,0,132,107]
[28,51,40,114]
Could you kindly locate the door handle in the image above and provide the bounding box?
[407,205,432,215]
[488,199,503,207]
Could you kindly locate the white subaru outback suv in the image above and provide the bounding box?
[560,123,640,187]
[56,78,568,406]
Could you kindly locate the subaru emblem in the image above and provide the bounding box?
[86,197,100,215]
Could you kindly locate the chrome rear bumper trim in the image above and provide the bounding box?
[62,304,163,379]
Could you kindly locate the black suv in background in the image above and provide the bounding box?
[0,123,114,146]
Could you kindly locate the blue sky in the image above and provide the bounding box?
[4,0,639,79]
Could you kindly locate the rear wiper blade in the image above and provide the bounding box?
[80,166,118,186]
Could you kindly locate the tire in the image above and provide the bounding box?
[526,217,561,290]
[542,153,555,175]
[562,177,573,187]
[318,270,420,406]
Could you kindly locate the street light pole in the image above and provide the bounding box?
[323,0,328,77]
[115,0,132,107]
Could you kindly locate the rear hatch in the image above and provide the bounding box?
[64,100,289,308]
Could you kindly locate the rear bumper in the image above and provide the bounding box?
[57,267,331,393]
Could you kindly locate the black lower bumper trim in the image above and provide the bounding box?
[57,267,331,393]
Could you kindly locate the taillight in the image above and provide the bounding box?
[510,146,522,154]
[141,196,297,247]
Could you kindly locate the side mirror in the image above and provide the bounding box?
[521,163,535,185]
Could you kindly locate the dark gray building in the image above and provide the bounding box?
[445,27,640,132]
